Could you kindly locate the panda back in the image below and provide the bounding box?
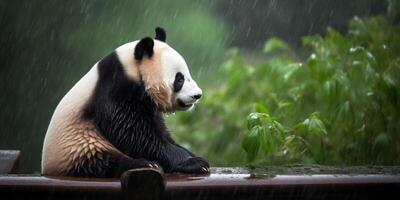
[41,64,100,174]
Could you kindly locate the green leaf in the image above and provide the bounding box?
[310,114,328,135]
[297,113,327,135]
[254,103,269,114]
[373,133,391,153]
[247,112,269,130]
[283,63,302,81]
[263,37,289,53]
[242,126,262,162]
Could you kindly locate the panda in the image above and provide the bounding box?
[41,27,210,178]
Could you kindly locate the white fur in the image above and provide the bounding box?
[161,46,202,110]
[116,40,202,110]
[115,41,140,80]
[42,65,100,174]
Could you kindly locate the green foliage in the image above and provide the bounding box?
[169,15,400,166]
[263,37,289,53]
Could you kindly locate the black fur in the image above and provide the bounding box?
[70,152,160,177]
[82,52,208,176]
[134,37,154,60]
[155,27,166,42]
[71,153,112,177]
[173,72,184,92]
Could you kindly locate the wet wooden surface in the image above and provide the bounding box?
[0,167,399,200]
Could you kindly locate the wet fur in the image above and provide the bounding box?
[82,52,207,175]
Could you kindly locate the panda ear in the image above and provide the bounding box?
[134,37,154,60]
[154,27,166,42]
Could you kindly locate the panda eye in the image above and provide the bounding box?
[173,72,184,92]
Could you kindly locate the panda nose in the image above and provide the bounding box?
[192,94,202,100]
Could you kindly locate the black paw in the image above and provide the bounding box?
[130,158,162,170]
[173,157,210,175]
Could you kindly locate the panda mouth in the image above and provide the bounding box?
[177,99,193,108]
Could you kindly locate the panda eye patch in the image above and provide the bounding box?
[173,72,184,92]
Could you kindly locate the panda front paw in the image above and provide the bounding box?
[173,157,210,175]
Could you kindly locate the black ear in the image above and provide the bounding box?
[134,37,154,60]
[154,27,166,42]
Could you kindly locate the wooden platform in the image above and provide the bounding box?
[1,167,399,200]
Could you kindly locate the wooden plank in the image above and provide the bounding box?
[0,167,399,200]
[0,150,20,174]
[163,174,400,200]
[0,175,121,200]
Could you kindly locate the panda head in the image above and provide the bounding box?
[116,27,202,112]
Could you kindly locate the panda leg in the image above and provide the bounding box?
[64,127,161,178]
[70,149,161,178]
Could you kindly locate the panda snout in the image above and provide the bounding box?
[192,94,202,100]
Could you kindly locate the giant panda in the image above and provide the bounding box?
[41,27,210,178]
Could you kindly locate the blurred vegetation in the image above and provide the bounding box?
[169,14,400,166]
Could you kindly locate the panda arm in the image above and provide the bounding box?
[163,134,196,157]
[158,134,209,174]
[162,143,209,174]
[175,144,195,157]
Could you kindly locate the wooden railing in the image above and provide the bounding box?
[1,169,400,200]
[1,151,400,199]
